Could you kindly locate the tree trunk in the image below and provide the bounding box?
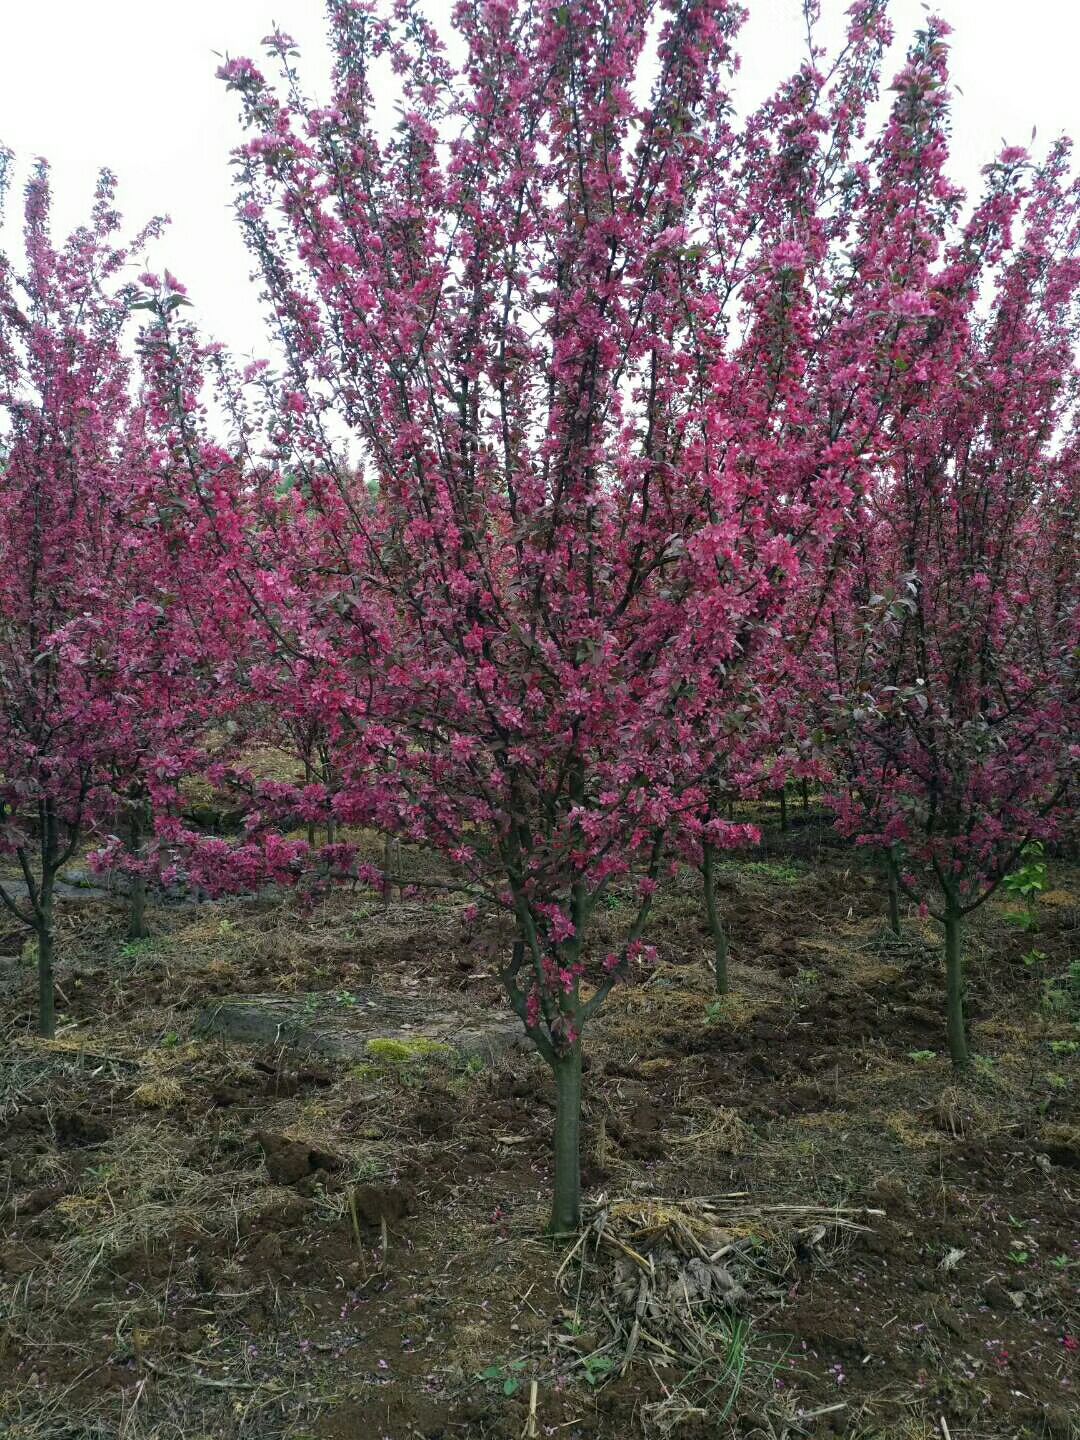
[128,874,148,943]
[382,834,393,909]
[778,787,788,832]
[944,905,968,1070]
[702,842,729,995]
[127,809,149,941]
[885,849,902,939]
[319,750,336,846]
[37,882,56,1039]
[304,754,317,849]
[800,778,809,812]
[549,1044,583,1234]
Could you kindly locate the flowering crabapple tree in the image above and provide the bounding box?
[108,283,331,905]
[0,159,194,1030]
[823,134,1080,1069]
[208,0,985,1231]
[213,0,739,1234]
[665,6,1014,991]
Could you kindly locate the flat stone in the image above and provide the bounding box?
[197,988,530,1064]
[1,870,203,910]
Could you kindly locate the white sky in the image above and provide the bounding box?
[2,0,1078,361]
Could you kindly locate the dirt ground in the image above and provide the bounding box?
[1,819,1077,1439]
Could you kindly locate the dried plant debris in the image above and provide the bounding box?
[555,1194,881,1431]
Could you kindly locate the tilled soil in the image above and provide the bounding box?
[0,843,1076,1439]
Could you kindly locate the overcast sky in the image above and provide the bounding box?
[2,0,1077,361]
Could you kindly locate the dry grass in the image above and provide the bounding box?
[670,1101,752,1159]
[45,1125,250,1302]
[130,1076,186,1108]
[1,850,1076,1440]
[555,1193,881,1434]
[598,960,774,1057]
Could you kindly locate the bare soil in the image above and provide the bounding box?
[1,827,1077,1438]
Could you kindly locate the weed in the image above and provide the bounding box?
[1001,843,1047,931]
[654,1315,759,1426]
[581,1352,615,1387]
[347,1155,386,1183]
[447,1052,486,1096]
[119,937,156,961]
[1041,962,1080,1020]
[792,967,821,998]
[476,1357,530,1396]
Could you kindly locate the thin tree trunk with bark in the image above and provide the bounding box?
[382,834,394,909]
[304,753,317,849]
[944,902,968,1069]
[127,807,149,941]
[36,880,56,1039]
[34,800,63,1038]
[884,848,902,939]
[549,1043,583,1234]
[702,841,729,995]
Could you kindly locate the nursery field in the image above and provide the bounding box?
[2,0,1079,1433]
[1,820,1076,1440]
